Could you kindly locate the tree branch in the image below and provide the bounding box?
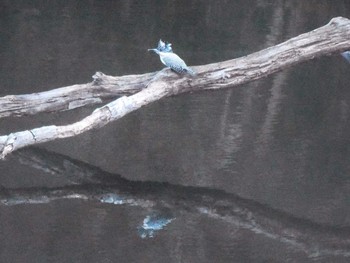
[0,71,157,118]
[1,17,350,158]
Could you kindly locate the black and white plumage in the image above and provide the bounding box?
[148,40,195,76]
[157,39,173,53]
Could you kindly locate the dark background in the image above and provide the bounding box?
[1,1,350,262]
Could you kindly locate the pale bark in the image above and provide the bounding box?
[1,17,350,158]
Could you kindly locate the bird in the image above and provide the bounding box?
[148,40,195,76]
[157,39,173,53]
[341,51,350,64]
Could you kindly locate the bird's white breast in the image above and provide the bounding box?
[159,52,186,67]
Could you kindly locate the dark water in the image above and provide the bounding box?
[1,1,350,262]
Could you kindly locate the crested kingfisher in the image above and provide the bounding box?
[148,40,195,76]
[157,39,173,53]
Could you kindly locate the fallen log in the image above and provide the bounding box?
[1,17,350,158]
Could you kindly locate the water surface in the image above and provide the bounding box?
[1,1,350,262]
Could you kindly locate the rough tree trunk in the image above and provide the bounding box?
[1,17,350,158]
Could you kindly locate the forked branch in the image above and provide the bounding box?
[1,17,350,158]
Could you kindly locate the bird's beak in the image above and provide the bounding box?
[148,48,157,53]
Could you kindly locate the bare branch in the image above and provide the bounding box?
[1,17,350,119]
[1,17,350,158]
[0,71,157,118]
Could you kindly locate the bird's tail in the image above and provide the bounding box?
[185,67,196,76]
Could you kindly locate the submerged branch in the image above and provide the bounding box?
[1,17,350,158]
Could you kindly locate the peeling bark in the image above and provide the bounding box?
[1,17,350,158]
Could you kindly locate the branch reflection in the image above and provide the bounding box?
[1,147,350,258]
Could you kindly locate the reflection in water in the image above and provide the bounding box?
[99,193,124,205]
[254,72,287,156]
[137,209,175,239]
[1,147,349,259]
[100,193,175,238]
[1,1,350,262]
